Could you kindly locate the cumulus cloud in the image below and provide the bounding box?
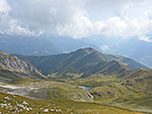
[1,0,92,37]
[1,0,152,40]
[100,45,109,51]
[93,16,152,38]
[0,0,10,14]
[139,36,152,42]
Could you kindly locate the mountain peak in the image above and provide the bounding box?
[75,47,97,54]
[16,47,148,76]
[81,47,95,51]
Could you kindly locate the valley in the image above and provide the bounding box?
[0,48,151,113]
[1,1,152,113]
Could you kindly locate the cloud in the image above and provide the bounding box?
[139,36,152,42]
[1,0,152,41]
[0,0,10,14]
[57,13,94,38]
[100,45,109,51]
[94,16,152,38]
[0,0,39,35]
[2,0,91,37]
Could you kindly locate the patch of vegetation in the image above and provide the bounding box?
[0,92,144,114]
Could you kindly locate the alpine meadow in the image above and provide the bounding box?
[0,0,152,114]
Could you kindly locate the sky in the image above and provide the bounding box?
[0,0,152,42]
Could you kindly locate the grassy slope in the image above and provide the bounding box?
[47,69,152,113]
[85,69,152,113]
[0,92,144,114]
[16,48,147,76]
[1,78,92,102]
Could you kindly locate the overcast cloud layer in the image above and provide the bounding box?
[0,0,152,41]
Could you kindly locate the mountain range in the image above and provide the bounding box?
[0,33,152,69]
[16,48,148,77]
[89,36,152,68]
[0,48,152,113]
[16,48,152,112]
[0,33,98,56]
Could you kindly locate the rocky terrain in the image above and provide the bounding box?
[0,51,45,82]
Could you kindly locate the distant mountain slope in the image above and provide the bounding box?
[0,51,45,82]
[0,34,61,55]
[17,48,148,76]
[0,34,98,56]
[92,37,152,68]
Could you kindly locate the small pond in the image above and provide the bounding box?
[78,86,92,91]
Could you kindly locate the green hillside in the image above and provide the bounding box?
[17,48,147,76]
[0,91,144,114]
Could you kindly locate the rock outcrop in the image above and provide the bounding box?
[0,51,45,82]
